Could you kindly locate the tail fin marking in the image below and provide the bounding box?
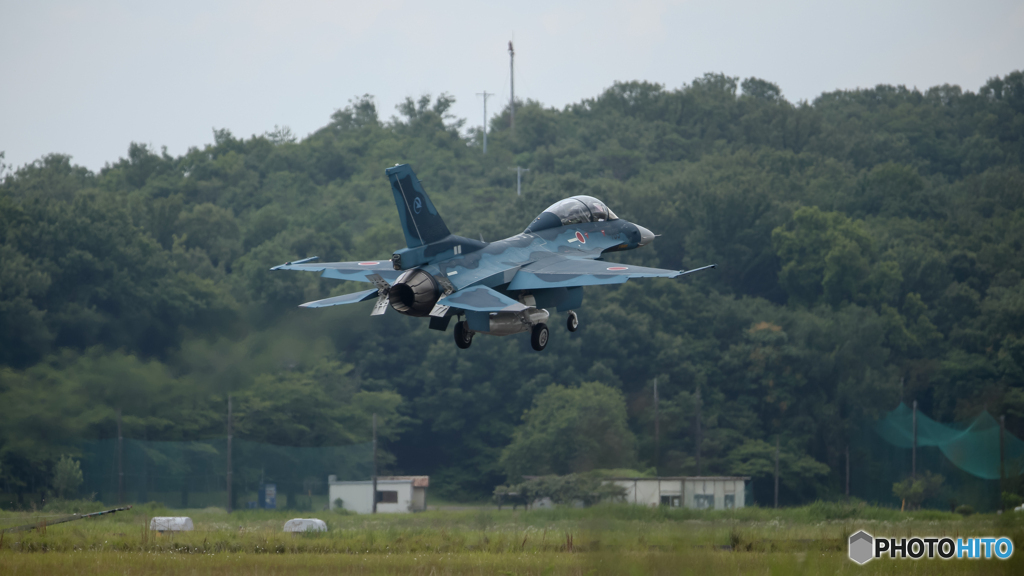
[386,164,451,248]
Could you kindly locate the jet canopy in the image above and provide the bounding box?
[525,195,619,233]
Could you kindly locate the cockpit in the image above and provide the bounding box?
[524,195,619,233]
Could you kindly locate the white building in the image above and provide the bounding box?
[606,476,749,510]
[327,476,428,514]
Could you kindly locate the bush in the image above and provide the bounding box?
[955,505,975,516]
[52,454,83,499]
[1002,492,1023,510]
[136,501,169,516]
[805,499,866,520]
[893,472,945,510]
[41,497,105,514]
[496,473,628,508]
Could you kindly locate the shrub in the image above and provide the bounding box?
[52,454,83,499]
[496,473,627,508]
[1002,492,1023,510]
[41,497,105,514]
[955,505,975,516]
[893,472,945,510]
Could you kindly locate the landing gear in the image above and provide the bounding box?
[454,321,473,349]
[531,323,549,351]
[566,311,579,332]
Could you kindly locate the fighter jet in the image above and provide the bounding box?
[271,164,715,351]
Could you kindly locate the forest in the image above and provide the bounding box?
[1,69,1023,506]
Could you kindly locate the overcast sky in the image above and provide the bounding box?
[2,0,1022,172]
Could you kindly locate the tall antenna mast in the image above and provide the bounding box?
[476,91,493,153]
[508,41,515,135]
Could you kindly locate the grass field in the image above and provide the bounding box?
[2,502,1023,574]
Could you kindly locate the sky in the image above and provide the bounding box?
[2,0,1022,173]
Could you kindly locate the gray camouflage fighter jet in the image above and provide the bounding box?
[271,164,715,351]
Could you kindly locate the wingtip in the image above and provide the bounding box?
[271,255,319,271]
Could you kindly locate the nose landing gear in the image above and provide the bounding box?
[566,310,579,332]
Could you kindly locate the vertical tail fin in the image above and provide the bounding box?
[385,164,451,248]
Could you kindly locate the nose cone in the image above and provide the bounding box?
[635,224,655,246]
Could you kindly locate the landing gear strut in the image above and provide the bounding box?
[566,311,579,332]
[454,320,473,349]
[531,323,549,351]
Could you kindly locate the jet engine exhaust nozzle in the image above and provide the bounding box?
[388,268,440,316]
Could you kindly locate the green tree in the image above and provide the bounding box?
[893,472,945,510]
[727,439,830,501]
[52,454,83,499]
[500,382,636,479]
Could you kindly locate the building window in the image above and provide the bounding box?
[660,495,681,507]
[376,490,398,503]
[724,494,735,509]
[694,494,714,510]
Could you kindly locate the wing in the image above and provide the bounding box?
[299,288,378,308]
[435,285,527,313]
[270,257,403,283]
[508,257,715,290]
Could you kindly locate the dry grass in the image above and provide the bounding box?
[1,503,1022,574]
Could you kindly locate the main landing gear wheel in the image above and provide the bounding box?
[566,311,579,332]
[454,321,473,349]
[531,323,550,351]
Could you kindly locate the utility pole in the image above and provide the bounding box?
[774,435,780,509]
[653,379,659,473]
[226,395,233,513]
[117,408,123,505]
[845,444,850,497]
[509,166,530,196]
[1000,414,1006,484]
[372,413,378,514]
[476,90,493,153]
[508,41,515,136]
[694,385,702,476]
[912,400,917,480]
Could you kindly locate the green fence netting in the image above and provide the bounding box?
[848,403,1024,512]
[874,403,1024,480]
[77,438,372,509]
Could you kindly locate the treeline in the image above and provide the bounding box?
[1,70,1023,505]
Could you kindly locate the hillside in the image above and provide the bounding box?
[1,71,1023,504]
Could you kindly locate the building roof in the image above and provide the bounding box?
[329,476,429,487]
[605,476,751,481]
[381,475,429,487]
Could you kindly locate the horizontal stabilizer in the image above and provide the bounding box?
[439,286,527,313]
[271,259,402,284]
[299,289,379,308]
